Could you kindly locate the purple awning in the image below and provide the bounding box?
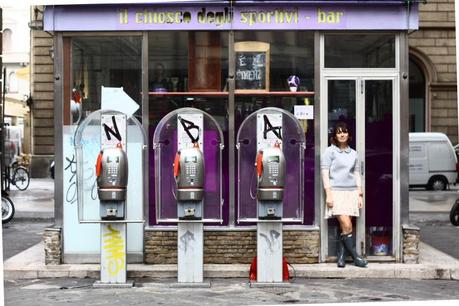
[44,2,419,31]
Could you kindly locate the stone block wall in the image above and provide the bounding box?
[145,230,320,264]
[43,227,62,265]
[30,7,55,177]
[402,225,420,264]
[409,0,457,144]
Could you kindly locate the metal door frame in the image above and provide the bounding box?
[319,33,401,262]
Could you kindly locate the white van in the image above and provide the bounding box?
[409,132,458,190]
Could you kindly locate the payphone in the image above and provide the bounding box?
[95,144,128,220]
[173,143,204,220]
[255,142,285,220]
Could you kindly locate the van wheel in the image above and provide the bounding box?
[428,176,447,191]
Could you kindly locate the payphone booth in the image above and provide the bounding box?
[237,107,305,284]
[153,107,224,284]
[75,110,146,287]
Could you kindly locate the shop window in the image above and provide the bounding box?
[7,72,18,93]
[409,58,426,132]
[324,34,395,68]
[148,31,229,225]
[71,36,142,124]
[2,28,12,53]
[234,31,315,225]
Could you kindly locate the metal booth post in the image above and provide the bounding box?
[75,110,146,287]
[256,112,284,283]
[237,107,305,285]
[97,113,129,286]
[153,108,224,287]
[176,112,205,284]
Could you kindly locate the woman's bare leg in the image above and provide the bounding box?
[336,215,352,235]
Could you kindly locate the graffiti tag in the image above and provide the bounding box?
[102,225,125,276]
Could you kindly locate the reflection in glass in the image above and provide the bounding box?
[327,80,356,256]
[148,31,229,225]
[325,34,395,68]
[71,36,142,124]
[365,80,393,256]
[234,31,315,225]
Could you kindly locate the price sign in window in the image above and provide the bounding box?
[235,41,270,92]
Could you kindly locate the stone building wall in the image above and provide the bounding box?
[145,230,320,264]
[30,7,54,176]
[409,0,457,144]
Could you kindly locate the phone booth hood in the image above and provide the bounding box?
[152,107,225,223]
[74,110,147,223]
[236,107,306,223]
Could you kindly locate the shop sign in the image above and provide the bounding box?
[44,4,418,31]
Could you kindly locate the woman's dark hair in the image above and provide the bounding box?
[330,121,352,146]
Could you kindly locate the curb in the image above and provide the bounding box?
[4,263,459,281]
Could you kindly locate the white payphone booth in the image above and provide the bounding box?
[153,108,224,285]
[237,107,305,284]
[75,110,146,286]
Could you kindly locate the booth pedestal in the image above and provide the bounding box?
[96,222,132,287]
[257,222,283,283]
[177,222,207,285]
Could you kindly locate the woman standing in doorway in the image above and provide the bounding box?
[321,121,368,268]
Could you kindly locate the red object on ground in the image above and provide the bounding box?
[249,256,289,281]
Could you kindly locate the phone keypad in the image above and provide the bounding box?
[186,164,196,176]
[269,164,278,177]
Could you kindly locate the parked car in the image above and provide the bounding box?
[409,132,458,190]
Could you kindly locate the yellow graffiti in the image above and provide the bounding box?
[102,225,125,276]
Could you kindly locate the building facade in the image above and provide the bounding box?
[1,5,31,157]
[38,1,426,266]
[409,0,457,144]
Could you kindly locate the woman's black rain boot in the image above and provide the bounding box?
[337,238,346,268]
[341,233,368,268]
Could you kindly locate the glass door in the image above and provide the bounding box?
[363,79,394,259]
[326,79,357,258]
[324,78,395,260]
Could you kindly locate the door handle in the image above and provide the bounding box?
[361,161,364,176]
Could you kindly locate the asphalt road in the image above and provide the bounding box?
[2,182,459,305]
[2,220,52,260]
[4,277,459,306]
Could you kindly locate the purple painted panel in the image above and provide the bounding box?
[149,124,223,223]
[44,4,418,31]
[237,112,306,221]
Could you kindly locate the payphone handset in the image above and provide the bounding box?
[173,142,204,202]
[255,142,286,201]
[95,143,129,202]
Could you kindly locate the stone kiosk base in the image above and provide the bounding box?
[43,227,420,266]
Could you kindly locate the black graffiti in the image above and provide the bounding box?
[65,154,77,205]
[178,116,200,143]
[103,115,122,142]
[263,115,282,140]
[259,230,281,252]
[91,179,98,200]
[179,230,195,253]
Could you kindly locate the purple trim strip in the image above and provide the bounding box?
[44,4,418,31]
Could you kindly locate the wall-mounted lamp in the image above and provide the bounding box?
[28,20,43,31]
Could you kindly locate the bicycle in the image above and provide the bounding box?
[6,154,31,191]
[2,191,15,223]
[450,199,459,226]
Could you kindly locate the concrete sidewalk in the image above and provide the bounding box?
[6,178,54,221]
[4,241,459,281]
[4,179,459,281]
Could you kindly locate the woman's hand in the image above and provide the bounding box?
[357,194,363,209]
[325,190,334,208]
